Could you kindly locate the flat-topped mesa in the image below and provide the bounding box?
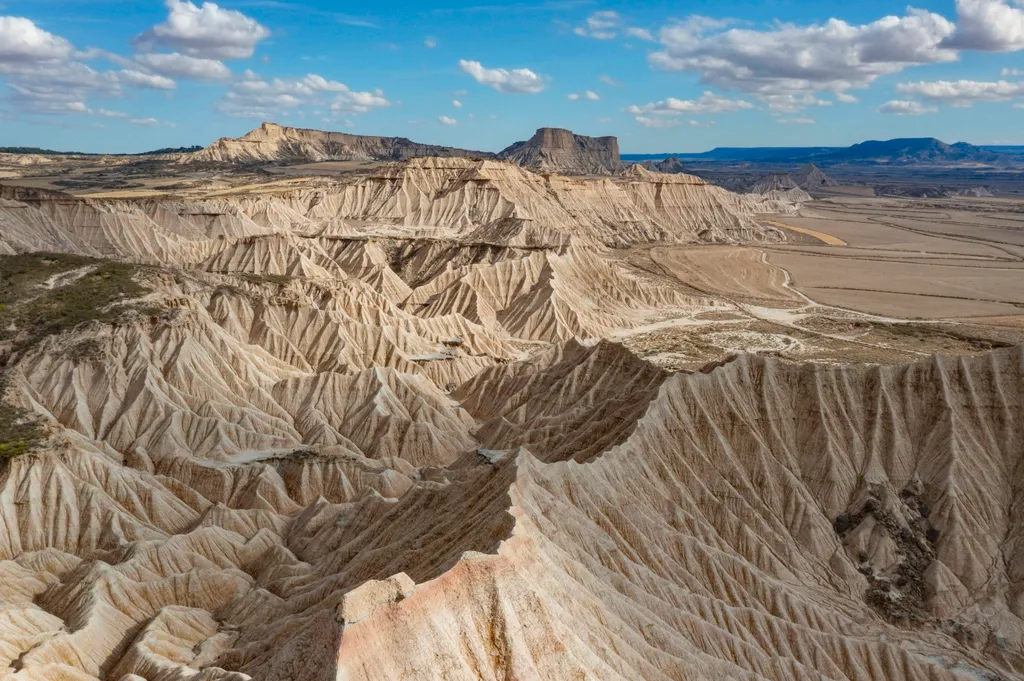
[187,121,492,164]
[497,127,622,175]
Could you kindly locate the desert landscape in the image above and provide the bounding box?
[1,119,1024,681]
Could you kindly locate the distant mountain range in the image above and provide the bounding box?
[0,145,204,157]
[623,138,1024,165]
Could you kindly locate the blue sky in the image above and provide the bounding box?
[1,0,1023,153]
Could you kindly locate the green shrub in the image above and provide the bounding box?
[0,253,154,351]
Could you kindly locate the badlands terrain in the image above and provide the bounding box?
[1,127,1024,681]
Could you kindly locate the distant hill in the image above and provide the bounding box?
[138,145,203,156]
[633,156,686,173]
[623,147,840,162]
[980,145,1024,156]
[0,145,202,157]
[0,147,95,156]
[623,138,1014,165]
[821,138,1002,164]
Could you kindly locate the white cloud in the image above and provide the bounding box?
[574,10,620,39]
[1003,67,1024,76]
[1015,101,1024,107]
[574,11,655,42]
[599,74,622,86]
[129,117,170,126]
[134,52,230,81]
[626,91,754,115]
[568,90,600,101]
[439,115,457,125]
[452,99,462,108]
[650,10,957,99]
[760,93,833,114]
[943,0,1024,51]
[836,92,859,103]
[118,68,177,90]
[458,59,546,94]
[635,116,681,129]
[897,78,1024,105]
[97,108,128,118]
[777,117,815,124]
[425,37,437,48]
[567,93,579,100]
[0,16,73,62]
[878,99,939,115]
[134,0,271,59]
[625,27,655,41]
[217,72,391,118]
[0,18,124,114]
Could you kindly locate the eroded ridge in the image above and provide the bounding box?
[1,158,1022,681]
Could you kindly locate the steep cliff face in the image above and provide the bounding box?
[498,127,621,175]
[187,122,490,164]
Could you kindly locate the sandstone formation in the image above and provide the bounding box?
[0,158,786,254]
[633,156,686,174]
[188,122,489,165]
[793,163,838,188]
[748,172,812,203]
[497,127,621,175]
[1,150,1021,681]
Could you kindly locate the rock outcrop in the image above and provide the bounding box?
[793,163,838,188]
[633,156,686,174]
[187,122,490,165]
[0,158,788,253]
[747,171,812,203]
[498,127,621,175]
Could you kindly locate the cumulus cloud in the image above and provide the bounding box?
[568,90,600,101]
[118,69,177,90]
[0,19,141,115]
[458,59,546,94]
[836,92,860,103]
[0,16,73,62]
[452,99,462,108]
[878,99,938,115]
[650,10,957,103]
[1003,67,1023,76]
[625,91,754,115]
[777,117,815,124]
[97,108,128,118]
[943,0,1024,51]
[134,52,231,81]
[134,0,270,59]
[897,78,1024,105]
[217,72,391,118]
[439,115,457,125]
